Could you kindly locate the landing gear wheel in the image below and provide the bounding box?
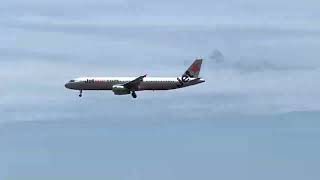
[79,90,83,97]
[131,91,137,98]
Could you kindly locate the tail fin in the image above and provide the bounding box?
[183,59,203,78]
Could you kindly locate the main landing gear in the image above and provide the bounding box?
[79,90,83,97]
[131,91,137,98]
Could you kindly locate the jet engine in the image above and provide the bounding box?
[112,85,131,95]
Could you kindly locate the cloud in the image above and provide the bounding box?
[209,49,225,63]
[0,48,76,62]
[206,48,316,74]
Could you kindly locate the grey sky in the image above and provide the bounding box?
[1,0,320,179]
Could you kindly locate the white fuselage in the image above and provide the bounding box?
[65,77,205,91]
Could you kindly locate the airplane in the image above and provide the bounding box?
[65,59,205,98]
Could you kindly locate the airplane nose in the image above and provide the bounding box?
[65,82,71,89]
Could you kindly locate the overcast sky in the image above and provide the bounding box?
[1,0,320,179]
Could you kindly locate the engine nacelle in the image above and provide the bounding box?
[112,85,131,95]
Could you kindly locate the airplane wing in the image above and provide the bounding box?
[123,74,147,90]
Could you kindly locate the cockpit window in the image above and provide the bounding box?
[69,80,76,83]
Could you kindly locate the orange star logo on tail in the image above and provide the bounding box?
[191,64,201,73]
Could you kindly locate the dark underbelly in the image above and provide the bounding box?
[79,82,179,91]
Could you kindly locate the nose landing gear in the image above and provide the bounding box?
[131,91,137,98]
[79,90,83,97]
